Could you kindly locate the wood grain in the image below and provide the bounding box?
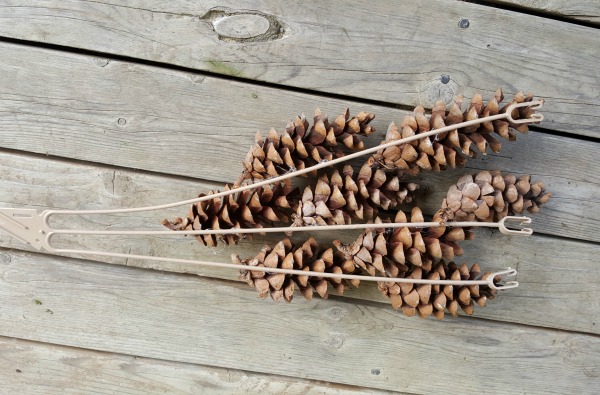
[0,0,598,137]
[1,249,599,394]
[484,0,600,24]
[0,150,598,334]
[0,337,390,395]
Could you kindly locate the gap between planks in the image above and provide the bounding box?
[476,0,600,27]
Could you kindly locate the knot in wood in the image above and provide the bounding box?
[213,14,270,39]
[326,306,348,322]
[202,8,285,43]
[325,334,344,350]
[0,253,12,264]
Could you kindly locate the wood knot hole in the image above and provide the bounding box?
[214,14,270,39]
[202,8,285,43]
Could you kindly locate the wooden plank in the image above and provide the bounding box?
[0,1,598,137]
[483,1,600,24]
[0,151,598,334]
[0,337,389,395]
[0,41,401,182]
[1,249,599,394]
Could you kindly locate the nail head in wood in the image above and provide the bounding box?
[458,18,470,28]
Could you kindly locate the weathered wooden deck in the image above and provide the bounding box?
[0,1,599,393]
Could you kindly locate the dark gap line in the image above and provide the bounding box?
[0,146,223,186]
[530,125,600,142]
[0,35,416,113]
[524,231,600,247]
[463,0,600,29]
[3,245,598,339]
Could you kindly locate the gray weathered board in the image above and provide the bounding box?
[0,0,598,137]
[1,250,599,394]
[0,337,389,395]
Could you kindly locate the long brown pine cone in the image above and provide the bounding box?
[161,180,298,246]
[235,108,375,187]
[292,163,419,226]
[372,90,539,176]
[233,237,359,303]
[333,231,490,320]
[333,207,468,276]
[377,261,498,319]
[440,170,552,222]
[233,225,496,319]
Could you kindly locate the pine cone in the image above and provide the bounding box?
[373,116,464,176]
[233,237,358,302]
[235,234,498,319]
[377,261,497,319]
[236,109,375,186]
[292,163,419,226]
[334,169,551,318]
[372,90,538,176]
[333,207,469,275]
[162,181,298,246]
[333,170,551,275]
[440,170,552,222]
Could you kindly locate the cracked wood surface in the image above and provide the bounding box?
[0,151,598,335]
[0,337,391,395]
[1,249,599,394]
[0,0,598,137]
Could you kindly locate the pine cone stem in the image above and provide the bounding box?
[233,171,249,189]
